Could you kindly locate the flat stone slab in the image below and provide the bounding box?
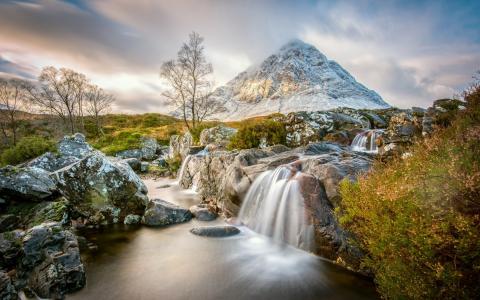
[190,225,240,237]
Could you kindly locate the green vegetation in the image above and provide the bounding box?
[228,119,286,150]
[0,135,56,166]
[165,153,182,174]
[337,85,480,299]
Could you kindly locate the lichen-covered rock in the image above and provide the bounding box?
[199,125,237,147]
[121,157,141,172]
[19,222,85,298]
[115,149,143,160]
[57,133,93,158]
[142,199,192,226]
[0,166,58,203]
[26,152,79,172]
[190,225,240,237]
[124,214,141,225]
[168,132,193,160]
[378,112,422,157]
[0,271,17,300]
[282,109,372,147]
[189,204,217,221]
[52,152,148,224]
[140,137,158,160]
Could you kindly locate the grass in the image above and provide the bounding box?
[337,87,480,299]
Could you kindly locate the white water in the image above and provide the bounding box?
[238,165,314,252]
[351,129,384,153]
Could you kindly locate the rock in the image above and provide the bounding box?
[20,222,86,298]
[0,215,19,233]
[58,133,93,158]
[199,125,237,147]
[379,112,422,157]
[121,158,141,172]
[282,109,371,147]
[115,149,143,160]
[323,131,350,145]
[140,162,149,173]
[189,204,217,221]
[0,271,17,300]
[168,132,193,160]
[26,152,79,172]
[152,158,167,168]
[53,152,148,224]
[140,137,158,160]
[0,166,58,203]
[0,230,24,269]
[142,199,192,226]
[190,225,240,237]
[124,214,141,225]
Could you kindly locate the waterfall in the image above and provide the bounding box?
[238,165,314,251]
[176,154,192,181]
[351,129,384,153]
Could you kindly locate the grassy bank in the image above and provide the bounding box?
[337,86,480,299]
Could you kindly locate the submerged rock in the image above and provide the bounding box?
[190,225,240,237]
[142,199,192,226]
[0,166,58,203]
[189,204,217,221]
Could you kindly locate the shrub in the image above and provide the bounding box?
[0,136,56,166]
[165,153,182,174]
[337,84,480,299]
[228,119,286,150]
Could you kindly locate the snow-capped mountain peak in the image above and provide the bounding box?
[211,39,390,120]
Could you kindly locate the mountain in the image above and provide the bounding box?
[211,39,390,120]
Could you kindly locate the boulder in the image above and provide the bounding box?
[140,162,149,173]
[0,166,58,203]
[0,271,16,300]
[0,230,24,269]
[140,137,159,160]
[124,214,141,225]
[52,152,148,224]
[20,222,86,298]
[0,215,19,233]
[115,149,143,160]
[121,157,141,172]
[57,133,93,158]
[26,152,79,172]
[189,204,217,221]
[379,112,422,157]
[168,132,193,160]
[199,125,237,147]
[190,225,240,237]
[142,199,192,226]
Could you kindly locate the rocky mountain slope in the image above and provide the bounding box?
[212,39,390,120]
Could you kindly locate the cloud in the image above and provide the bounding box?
[0,0,478,112]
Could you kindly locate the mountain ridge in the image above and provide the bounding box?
[211,39,390,120]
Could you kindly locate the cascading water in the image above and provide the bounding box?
[238,165,314,251]
[351,129,384,153]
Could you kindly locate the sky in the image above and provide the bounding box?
[0,0,479,113]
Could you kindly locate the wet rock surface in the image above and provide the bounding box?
[190,225,240,237]
[189,204,217,221]
[142,199,192,226]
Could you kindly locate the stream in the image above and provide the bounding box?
[69,178,378,300]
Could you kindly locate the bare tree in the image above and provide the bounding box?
[28,67,88,134]
[85,84,114,136]
[160,32,223,131]
[0,78,30,145]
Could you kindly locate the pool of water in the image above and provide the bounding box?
[69,179,378,300]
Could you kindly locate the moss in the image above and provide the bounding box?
[165,153,182,174]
